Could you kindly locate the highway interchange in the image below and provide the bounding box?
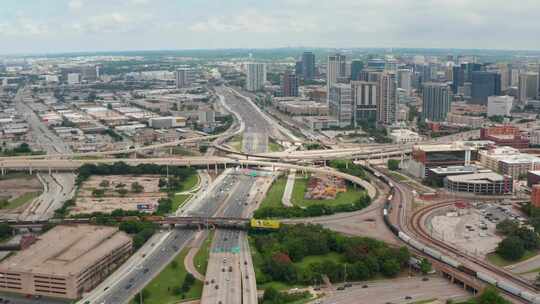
[1,84,539,304]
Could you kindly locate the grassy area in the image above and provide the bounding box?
[259,177,287,209]
[172,147,196,156]
[194,231,214,275]
[1,192,40,210]
[291,176,365,208]
[171,194,191,211]
[180,174,199,192]
[389,171,408,181]
[133,248,203,304]
[0,172,33,181]
[296,252,343,269]
[268,139,283,152]
[228,134,243,152]
[486,251,538,267]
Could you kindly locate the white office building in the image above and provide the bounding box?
[390,129,422,144]
[397,69,412,95]
[327,54,347,91]
[377,72,398,125]
[487,95,514,117]
[67,73,81,85]
[246,63,266,92]
[328,83,353,127]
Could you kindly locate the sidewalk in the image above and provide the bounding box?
[282,169,296,207]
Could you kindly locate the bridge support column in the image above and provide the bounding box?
[29,166,33,175]
[224,162,227,169]
[214,163,218,174]
[48,167,52,175]
[207,163,210,171]
[169,147,173,155]
[0,167,4,176]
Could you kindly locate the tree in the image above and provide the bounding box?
[496,236,525,261]
[0,223,13,240]
[117,188,128,197]
[381,259,400,277]
[496,219,519,236]
[263,286,280,302]
[131,182,144,193]
[92,188,105,197]
[99,180,110,188]
[387,159,400,171]
[476,286,511,304]
[420,258,432,274]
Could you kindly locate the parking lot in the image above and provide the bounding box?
[428,202,523,258]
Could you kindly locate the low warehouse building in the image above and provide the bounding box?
[0,225,132,300]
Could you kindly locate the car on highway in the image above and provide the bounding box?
[405,296,412,300]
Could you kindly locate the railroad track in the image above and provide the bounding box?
[410,200,539,293]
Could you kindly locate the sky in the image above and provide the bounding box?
[1,0,540,55]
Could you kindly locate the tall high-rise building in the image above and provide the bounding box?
[246,63,266,92]
[452,65,464,94]
[328,83,353,127]
[519,72,539,103]
[350,60,364,81]
[396,69,412,95]
[497,63,512,91]
[463,63,482,82]
[295,61,303,76]
[422,83,452,122]
[176,68,194,88]
[327,54,347,89]
[470,71,501,105]
[281,72,299,97]
[301,52,316,81]
[367,59,386,71]
[377,72,397,125]
[351,81,378,123]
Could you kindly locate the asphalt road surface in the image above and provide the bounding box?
[313,276,470,304]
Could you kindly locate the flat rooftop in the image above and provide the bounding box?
[429,165,488,175]
[0,225,131,277]
[414,144,471,152]
[447,172,508,183]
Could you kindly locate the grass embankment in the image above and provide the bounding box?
[486,251,538,267]
[1,192,41,210]
[228,134,243,152]
[133,249,203,304]
[268,138,283,152]
[194,231,215,275]
[171,174,200,211]
[259,177,287,209]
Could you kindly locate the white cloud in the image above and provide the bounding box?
[189,10,318,34]
[68,0,84,10]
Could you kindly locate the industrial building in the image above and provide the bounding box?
[480,125,529,149]
[0,225,132,300]
[444,172,513,194]
[149,116,187,129]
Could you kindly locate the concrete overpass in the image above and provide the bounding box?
[0,157,377,199]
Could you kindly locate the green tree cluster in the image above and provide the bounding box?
[254,193,370,219]
[495,218,539,261]
[251,224,409,286]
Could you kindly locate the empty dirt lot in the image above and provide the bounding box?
[72,175,166,215]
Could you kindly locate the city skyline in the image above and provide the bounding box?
[2,0,540,54]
